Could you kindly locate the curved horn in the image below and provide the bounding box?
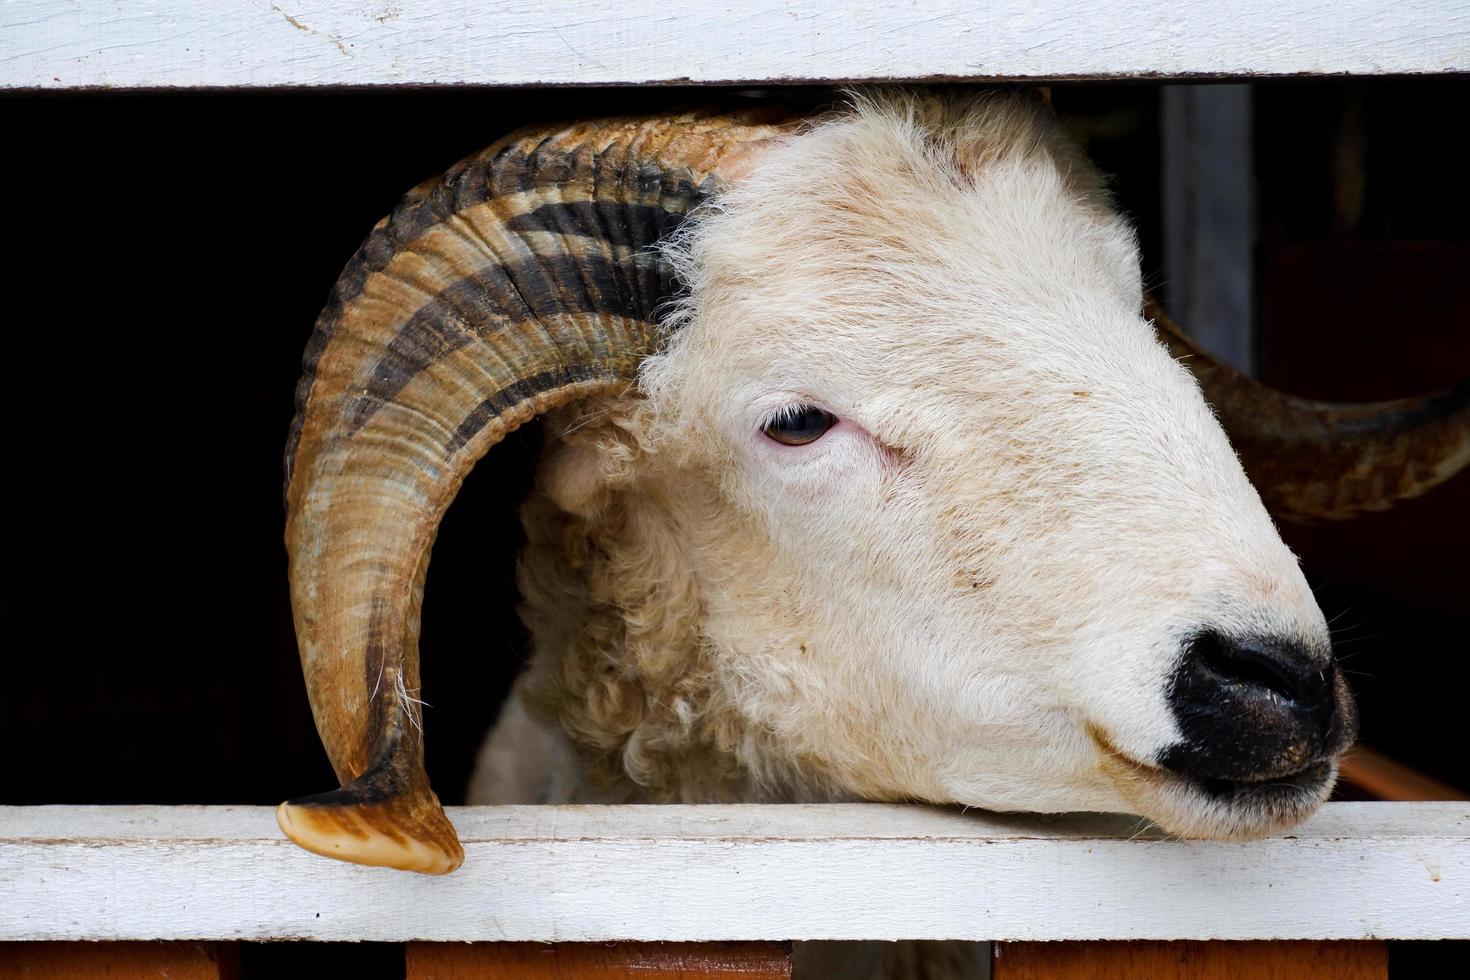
[1149,301,1470,523]
[277,109,794,873]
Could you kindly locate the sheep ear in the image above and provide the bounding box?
[278,108,799,874]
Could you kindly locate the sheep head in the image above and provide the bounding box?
[279,90,1470,873]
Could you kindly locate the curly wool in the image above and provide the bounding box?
[515,400,834,803]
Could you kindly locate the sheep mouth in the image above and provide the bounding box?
[1089,725,1338,839]
[1178,759,1335,803]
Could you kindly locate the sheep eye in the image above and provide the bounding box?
[762,405,837,446]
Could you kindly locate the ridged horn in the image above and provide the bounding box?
[278,108,796,873]
[1149,300,1470,523]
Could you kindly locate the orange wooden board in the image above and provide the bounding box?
[1338,746,1467,802]
[406,941,792,979]
[993,940,1387,980]
[0,942,238,980]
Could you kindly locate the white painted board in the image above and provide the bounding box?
[1,802,1467,942]
[3,1,1468,90]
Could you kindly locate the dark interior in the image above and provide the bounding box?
[1,79,1465,976]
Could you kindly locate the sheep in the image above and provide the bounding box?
[275,89,1470,890]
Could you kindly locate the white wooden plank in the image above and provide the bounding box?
[2,1,1467,90]
[1,802,1467,942]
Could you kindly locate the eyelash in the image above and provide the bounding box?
[760,404,839,446]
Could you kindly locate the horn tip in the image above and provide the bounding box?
[276,794,464,875]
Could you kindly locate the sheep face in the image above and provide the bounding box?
[534,93,1355,838]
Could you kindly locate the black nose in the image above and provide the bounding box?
[1160,630,1353,783]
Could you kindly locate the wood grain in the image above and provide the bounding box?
[0,942,239,980]
[993,941,1388,980]
[4,1,1467,90]
[406,942,791,979]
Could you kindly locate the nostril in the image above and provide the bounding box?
[1162,629,1348,784]
[1191,631,1311,705]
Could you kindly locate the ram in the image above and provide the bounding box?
[276,90,1469,885]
